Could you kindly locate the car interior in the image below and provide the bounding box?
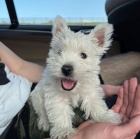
[0,0,140,139]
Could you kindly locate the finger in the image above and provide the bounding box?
[120,80,129,115]
[130,84,140,118]
[126,78,138,118]
[115,115,140,139]
[101,85,121,96]
[112,87,124,113]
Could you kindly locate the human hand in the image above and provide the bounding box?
[72,78,140,139]
[112,77,140,123]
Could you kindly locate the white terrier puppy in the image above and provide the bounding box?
[31,16,121,139]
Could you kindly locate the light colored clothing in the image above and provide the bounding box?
[0,63,31,135]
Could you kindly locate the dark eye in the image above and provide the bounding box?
[80,53,87,59]
[58,50,62,56]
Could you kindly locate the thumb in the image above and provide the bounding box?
[116,115,140,139]
[78,120,92,131]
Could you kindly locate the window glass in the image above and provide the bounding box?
[14,0,107,25]
[0,1,10,25]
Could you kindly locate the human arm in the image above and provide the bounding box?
[0,42,44,82]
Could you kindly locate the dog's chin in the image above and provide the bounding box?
[61,78,77,91]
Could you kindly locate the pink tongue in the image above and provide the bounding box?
[62,79,75,90]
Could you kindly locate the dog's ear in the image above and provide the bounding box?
[52,15,68,36]
[90,23,113,54]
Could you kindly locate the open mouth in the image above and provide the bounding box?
[61,78,77,91]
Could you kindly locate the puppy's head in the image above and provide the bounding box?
[47,16,113,92]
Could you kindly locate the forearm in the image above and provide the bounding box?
[0,41,44,82]
[18,60,44,83]
[0,41,24,72]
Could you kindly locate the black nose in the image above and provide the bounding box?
[61,65,73,76]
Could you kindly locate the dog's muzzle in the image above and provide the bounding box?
[61,65,77,91]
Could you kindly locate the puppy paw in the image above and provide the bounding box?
[37,117,49,131]
[101,109,121,124]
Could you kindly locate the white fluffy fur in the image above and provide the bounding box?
[31,16,121,139]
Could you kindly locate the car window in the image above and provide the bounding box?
[13,0,107,26]
[0,1,10,25]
